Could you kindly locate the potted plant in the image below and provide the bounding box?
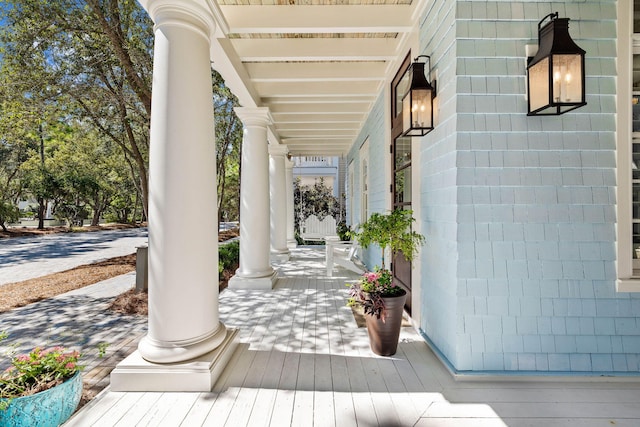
[0,331,84,427]
[336,220,351,241]
[348,209,425,356]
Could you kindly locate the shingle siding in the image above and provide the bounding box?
[348,0,637,374]
[419,0,637,373]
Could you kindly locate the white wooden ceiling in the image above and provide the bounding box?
[143,0,427,155]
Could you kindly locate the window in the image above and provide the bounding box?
[617,0,640,290]
[360,139,369,224]
[348,161,355,225]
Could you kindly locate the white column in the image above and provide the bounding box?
[285,158,297,248]
[270,145,291,261]
[228,107,278,289]
[111,3,237,392]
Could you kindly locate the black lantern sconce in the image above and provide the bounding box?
[401,55,436,136]
[526,12,586,116]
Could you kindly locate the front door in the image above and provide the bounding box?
[390,53,413,313]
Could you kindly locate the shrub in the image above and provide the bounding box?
[218,240,240,279]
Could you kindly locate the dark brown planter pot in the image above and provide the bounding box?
[365,290,407,356]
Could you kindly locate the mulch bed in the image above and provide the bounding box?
[0,255,137,313]
[0,223,140,239]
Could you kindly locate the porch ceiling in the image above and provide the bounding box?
[145,0,426,156]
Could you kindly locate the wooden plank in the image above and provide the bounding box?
[314,391,337,427]
[133,393,173,426]
[154,392,201,426]
[444,387,640,404]
[332,391,358,427]
[112,392,164,426]
[377,357,422,425]
[91,392,146,427]
[314,353,335,426]
[347,325,378,427]
[64,391,126,426]
[246,347,287,424]
[414,419,508,427]
[205,347,256,426]
[499,419,640,427]
[131,392,198,426]
[402,340,448,391]
[269,352,300,426]
[488,402,640,420]
[292,353,315,426]
[179,393,219,426]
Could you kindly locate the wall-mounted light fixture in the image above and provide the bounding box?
[401,55,436,136]
[526,12,586,116]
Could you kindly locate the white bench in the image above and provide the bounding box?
[299,214,338,241]
[325,237,365,277]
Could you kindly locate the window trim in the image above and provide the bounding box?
[360,138,369,224]
[617,0,640,291]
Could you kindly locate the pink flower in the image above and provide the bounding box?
[16,354,29,362]
[65,362,76,370]
[363,272,378,282]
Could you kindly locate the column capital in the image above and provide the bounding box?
[285,158,295,169]
[147,1,216,40]
[269,144,289,157]
[234,107,273,127]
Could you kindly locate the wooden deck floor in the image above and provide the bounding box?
[66,247,640,426]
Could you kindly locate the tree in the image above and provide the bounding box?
[0,0,153,219]
[0,1,242,229]
[47,124,123,226]
[351,209,425,270]
[213,71,242,228]
[0,96,31,231]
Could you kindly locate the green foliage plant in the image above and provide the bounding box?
[218,240,240,280]
[352,209,425,270]
[0,334,83,410]
[0,203,19,232]
[336,220,351,241]
[293,177,343,231]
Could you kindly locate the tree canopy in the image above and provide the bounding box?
[0,0,242,230]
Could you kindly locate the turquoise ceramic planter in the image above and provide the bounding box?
[0,372,82,427]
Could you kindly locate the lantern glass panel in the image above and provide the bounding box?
[528,57,550,112]
[402,92,411,133]
[551,54,582,103]
[403,89,432,133]
[395,72,410,119]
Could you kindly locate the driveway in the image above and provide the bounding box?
[0,228,148,286]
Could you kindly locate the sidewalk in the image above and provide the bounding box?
[0,271,148,399]
[0,227,148,286]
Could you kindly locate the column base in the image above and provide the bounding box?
[271,249,290,262]
[110,328,238,392]
[228,269,278,290]
[287,239,298,249]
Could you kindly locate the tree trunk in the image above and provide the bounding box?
[37,123,45,230]
[131,190,139,225]
[91,209,101,226]
[37,197,45,230]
